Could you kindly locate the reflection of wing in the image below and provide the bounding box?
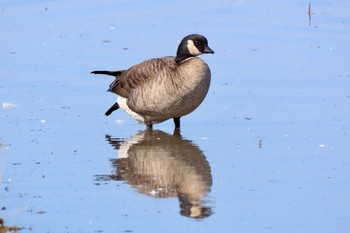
[99,130,213,219]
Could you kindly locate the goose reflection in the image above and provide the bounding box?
[97,129,213,219]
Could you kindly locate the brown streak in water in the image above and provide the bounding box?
[308,3,312,26]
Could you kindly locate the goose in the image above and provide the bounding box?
[91,34,214,129]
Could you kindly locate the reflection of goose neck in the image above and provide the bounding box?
[178,194,212,219]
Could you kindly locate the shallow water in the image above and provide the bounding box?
[1,0,350,232]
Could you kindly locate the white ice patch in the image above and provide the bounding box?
[2,102,17,109]
[115,119,124,125]
[149,190,158,196]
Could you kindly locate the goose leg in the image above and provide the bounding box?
[146,122,153,129]
[173,117,181,128]
[173,128,181,137]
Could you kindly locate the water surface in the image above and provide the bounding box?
[1,0,349,232]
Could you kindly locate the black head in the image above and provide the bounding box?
[175,34,214,64]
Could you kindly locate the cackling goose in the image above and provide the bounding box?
[91,34,214,129]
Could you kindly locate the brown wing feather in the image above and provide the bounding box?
[108,57,176,98]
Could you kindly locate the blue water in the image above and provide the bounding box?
[1,0,349,232]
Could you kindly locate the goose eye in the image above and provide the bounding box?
[194,40,201,46]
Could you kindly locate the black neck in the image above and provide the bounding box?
[175,54,194,64]
[175,43,192,64]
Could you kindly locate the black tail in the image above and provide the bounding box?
[105,102,120,116]
[91,71,123,77]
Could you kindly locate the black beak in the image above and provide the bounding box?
[204,46,214,54]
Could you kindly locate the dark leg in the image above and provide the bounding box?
[146,122,153,130]
[173,117,181,128]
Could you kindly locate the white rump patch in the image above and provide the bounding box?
[187,40,201,55]
[117,97,145,123]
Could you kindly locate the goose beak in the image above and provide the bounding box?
[204,46,214,54]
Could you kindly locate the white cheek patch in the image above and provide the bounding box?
[187,40,201,55]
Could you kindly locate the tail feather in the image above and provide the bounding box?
[91,71,123,77]
[105,102,120,116]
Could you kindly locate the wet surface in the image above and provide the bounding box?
[1,0,350,232]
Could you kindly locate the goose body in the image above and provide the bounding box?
[92,34,214,128]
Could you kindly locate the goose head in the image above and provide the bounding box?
[175,34,214,64]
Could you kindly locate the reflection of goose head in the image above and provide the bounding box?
[100,129,213,219]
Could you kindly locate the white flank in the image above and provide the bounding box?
[117,97,145,123]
